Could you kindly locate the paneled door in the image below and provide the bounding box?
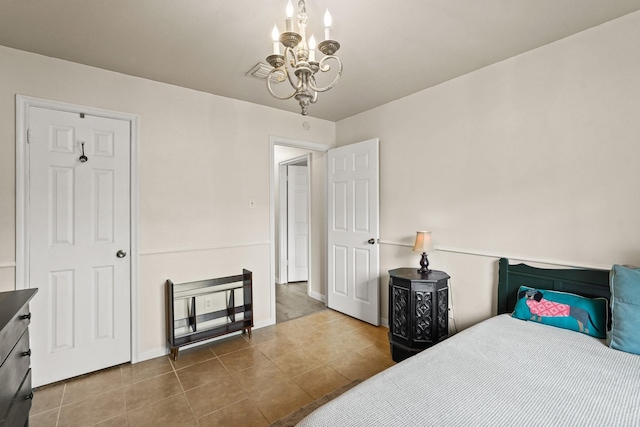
[287,165,309,282]
[28,106,131,386]
[327,139,380,325]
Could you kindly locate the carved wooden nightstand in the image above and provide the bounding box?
[388,268,449,362]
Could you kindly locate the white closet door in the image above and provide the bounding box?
[28,106,131,386]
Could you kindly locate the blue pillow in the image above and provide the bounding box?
[512,286,607,338]
[608,265,640,355]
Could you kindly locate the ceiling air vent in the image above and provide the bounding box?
[246,62,285,82]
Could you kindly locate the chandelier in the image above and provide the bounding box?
[266,0,342,116]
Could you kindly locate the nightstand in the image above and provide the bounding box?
[388,268,449,362]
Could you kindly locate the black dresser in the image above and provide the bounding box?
[0,289,37,427]
[388,269,449,362]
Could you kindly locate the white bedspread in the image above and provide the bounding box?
[298,314,640,426]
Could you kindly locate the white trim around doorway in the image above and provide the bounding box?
[269,136,331,326]
[15,95,142,364]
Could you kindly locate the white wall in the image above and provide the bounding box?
[337,11,640,330]
[0,45,335,359]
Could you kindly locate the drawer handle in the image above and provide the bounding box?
[22,349,31,357]
[25,392,34,400]
[20,313,32,320]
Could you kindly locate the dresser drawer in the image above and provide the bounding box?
[0,329,31,418]
[0,289,37,427]
[0,303,30,364]
[0,369,32,427]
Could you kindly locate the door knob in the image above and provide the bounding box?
[116,250,127,258]
[367,238,376,245]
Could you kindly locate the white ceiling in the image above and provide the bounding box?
[1,1,640,121]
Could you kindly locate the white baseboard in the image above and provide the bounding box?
[308,290,326,303]
[254,318,275,329]
[136,347,169,362]
[380,317,389,328]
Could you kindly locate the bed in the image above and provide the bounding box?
[297,258,640,426]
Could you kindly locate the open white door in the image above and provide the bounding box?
[287,165,310,282]
[327,138,380,325]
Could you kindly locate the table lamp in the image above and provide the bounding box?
[412,231,434,274]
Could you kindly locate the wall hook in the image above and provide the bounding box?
[79,142,88,163]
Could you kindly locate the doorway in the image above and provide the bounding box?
[278,156,311,285]
[270,137,330,324]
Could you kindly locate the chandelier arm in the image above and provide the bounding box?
[283,47,304,90]
[266,68,298,100]
[307,56,342,93]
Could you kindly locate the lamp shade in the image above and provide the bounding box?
[412,231,434,253]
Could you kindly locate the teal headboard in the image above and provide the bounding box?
[497,258,610,315]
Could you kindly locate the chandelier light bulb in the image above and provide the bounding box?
[285,0,294,31]
[324,9,332,40]
[271,24,280,54]
[308,34,316,62]
[286,0,293,17]
[324,9,332,27]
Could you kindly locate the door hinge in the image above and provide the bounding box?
[27,128,31,144]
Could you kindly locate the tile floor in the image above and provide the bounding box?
[29,309,394,426]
